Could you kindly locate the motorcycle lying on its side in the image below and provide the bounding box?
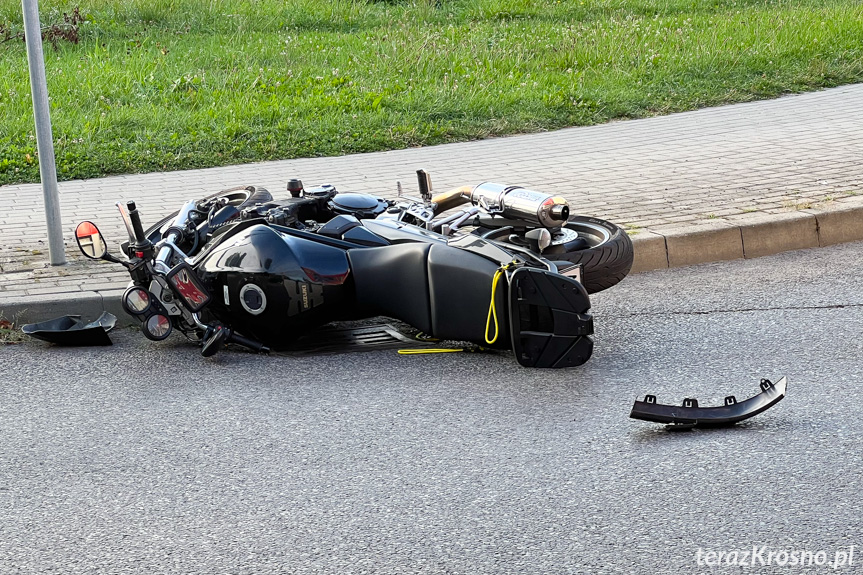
[75,172,633,367]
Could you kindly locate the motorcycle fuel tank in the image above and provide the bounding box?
[196,224,354,346]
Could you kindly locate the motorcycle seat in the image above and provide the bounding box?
[347,242,508,346]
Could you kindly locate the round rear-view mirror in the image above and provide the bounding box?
[75,221,107,259]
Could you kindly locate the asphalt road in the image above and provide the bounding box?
[3,241,863,574]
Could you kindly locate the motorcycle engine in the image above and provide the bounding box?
[327,193,388,219]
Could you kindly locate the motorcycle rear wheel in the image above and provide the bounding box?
[478,216,634,294]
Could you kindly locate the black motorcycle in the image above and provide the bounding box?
[75,171,633,367]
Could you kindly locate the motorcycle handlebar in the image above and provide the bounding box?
[126,201,147,244]
[170,200,199,232]
[154,232,180,272]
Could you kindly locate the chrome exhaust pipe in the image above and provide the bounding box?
[469,182,569,228]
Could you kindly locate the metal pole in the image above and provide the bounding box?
[21,0,65,265]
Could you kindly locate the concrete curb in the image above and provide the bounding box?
[0,289,130,326]
[3,202,863,325]
[629,199,863,274]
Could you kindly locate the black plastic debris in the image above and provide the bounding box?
[630,377,787,429]
[21,312,117,346]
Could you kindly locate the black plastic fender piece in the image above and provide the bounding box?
[630,377,787,428]
[21,312,117,346]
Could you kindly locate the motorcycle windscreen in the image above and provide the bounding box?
[508,267,593,368]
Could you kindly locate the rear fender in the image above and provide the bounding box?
[508,267,593,368]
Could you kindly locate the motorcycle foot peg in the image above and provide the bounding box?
[201,324,269,356]
[229,331,270,354]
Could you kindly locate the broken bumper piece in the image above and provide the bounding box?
[21,312,117,346]
[630,377,787,429]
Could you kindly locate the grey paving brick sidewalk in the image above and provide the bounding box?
[1,83,862,317]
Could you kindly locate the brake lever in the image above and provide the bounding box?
[395,179,430,205]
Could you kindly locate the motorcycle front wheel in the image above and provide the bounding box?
[478,215,634,294]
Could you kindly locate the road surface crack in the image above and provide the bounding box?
[610,303,863,318]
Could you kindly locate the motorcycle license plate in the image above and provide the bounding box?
[165,262,211,312]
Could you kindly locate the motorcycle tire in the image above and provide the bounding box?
[142,185,274,242]
[479,216,634,294]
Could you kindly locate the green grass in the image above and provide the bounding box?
[0,314,26,343]
[1,0,862,185]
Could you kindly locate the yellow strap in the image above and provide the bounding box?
[485,262,514,345]
[398,348,465,355]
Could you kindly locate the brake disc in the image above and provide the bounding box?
[550,227,580,246]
